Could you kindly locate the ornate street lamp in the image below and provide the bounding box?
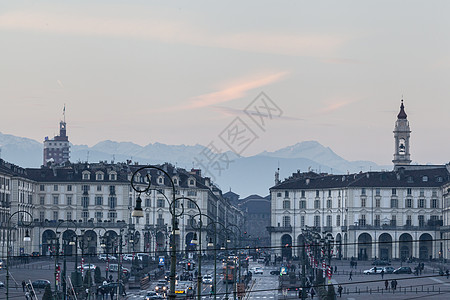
[6,210,33,300]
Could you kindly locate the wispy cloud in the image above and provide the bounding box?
[320,97,361,113]
[212,106,304,121]
[153,71,289,112]
[0,10,348,57]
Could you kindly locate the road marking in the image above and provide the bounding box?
[430,277,450,286]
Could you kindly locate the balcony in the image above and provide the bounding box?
[267,226,292,233]
[348,224,442,231]
[34,220,128,229]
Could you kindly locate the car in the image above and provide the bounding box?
[145,291,164,300]
[383,266,395,274]
[77,263,97,270]
[32,280,51,289]
[122,254,134,261]
[372,260,391,266]
[154,280,168,294]
[0,281,4,288]
[0,259,3,270]
[393,266,412,274]
[270,270,280,275]
[98,282,125,295]
[106,264,130,275]
[202,274,213,284]
[31,252,40,258]
[363,267,383,275]
[251,267,263,275]
[98,254,117,261]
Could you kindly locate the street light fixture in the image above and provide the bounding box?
[6,210,33,300]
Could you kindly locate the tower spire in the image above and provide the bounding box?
[393,99,411,168]
[397,99,407,119]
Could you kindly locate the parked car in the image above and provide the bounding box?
[270,270,280,275]
[363,267,383,275]
[393,266,412,274]
[383,266,395,274]
[98,254,117,261]
[122,254,134,261]
[31,252,40,258]
[251,267,263,274]
[202,274,213,284]
[32,280,51,289]
[77,263,97,270]
[372,260,391,266]
[0,281,4,288]
[98,282,125,295]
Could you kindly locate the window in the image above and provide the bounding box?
[108,211,117,219]
[145,198,151,207]
[40,196,45,205]
[376,198,381,208]
[189,179,195,186]
[82,196,89,209]
[360,215,366,226]
[82,185,90,193]
[82,211,89,222]
[95,212,103,219]
[157,199,165,208]
[432,190,437,197]
[188,200,197,209]
[375,188,380,196]
[314,215,320,227]
[375,215,380,227]
[327,199,332,209]
[95,196,103,206]
[390,215,397,226]
[407,188,412,195]
[157,214,164,226]
[146,213,150,225]
[40,184,45,191]
[108,196,116,209]
[67,195,72,206]
[316,190,320,197]
[187,190,197,197]
[53,196,59,205]
[301,190,305,198]
[338,198,341,208]
[39,211,45,222]
[390,198,398,208]
[109,173,116,181]
[67,211,72,220]
[67,185,72,192]
[422,176,428,182]
[418,198,425,208]
[392,188,397,195]
[96,173,103,180]
[420,189,425,197]
[406,215,412,226]
[300,200,306,209]
[418,215,425,227]
[158,177,163,184]
[431,199,438,208]
[361,188,366,195]
[282,216,291,227]
[328,190,332,197]
[53,185,58,191]
[97,185,102,192]
[277,192,282,197]
[406,199,412,208]
[28,194,33,204]
[314,200,320,209]
[283,200,290,209]
[284,191,289,198]
[83,173,90,180]
[336,215,341,227]
[53,211,58,221]
[361,198,366,207]
[327,215,332,227]
[301,215,305,227]
[109,185,116,195]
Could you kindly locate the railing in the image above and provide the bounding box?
[266,226,292,233]
[33,220,128,228]
[349,224,442,231]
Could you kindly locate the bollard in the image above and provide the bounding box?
[358,288,360,294]
[366,286,368,293]
[370,288,372,294]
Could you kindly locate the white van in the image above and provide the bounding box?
[136,253,150,261]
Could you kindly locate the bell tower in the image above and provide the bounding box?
[393,99,411,167]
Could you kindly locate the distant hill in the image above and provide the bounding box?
[0,132,389,197]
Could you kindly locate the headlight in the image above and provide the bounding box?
[155,287,159,290]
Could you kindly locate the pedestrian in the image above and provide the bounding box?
[385,280,389,290]
[381,269,385,279]
[446,269,449,279]
[349,270,353,280]
[110,289,115,300]
[338,285,343,297]
[391,280,395,290]
[310,288,315,299]
[335,266,337,273]
[394,279,398,290]
[22,280,26,292]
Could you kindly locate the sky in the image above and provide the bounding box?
[1,0,450,166]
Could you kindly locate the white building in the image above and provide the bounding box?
[269,101,450,261]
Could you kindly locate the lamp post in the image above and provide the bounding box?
[56,220,78,300]
[204,219,227,300]
[226,224,242,300]
[131,166,184,300]
[6,210,32,300]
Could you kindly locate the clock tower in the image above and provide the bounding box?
[393,100,412,167]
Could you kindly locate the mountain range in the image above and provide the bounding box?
[0,132,390,197]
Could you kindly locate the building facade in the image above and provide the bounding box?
[43,116,70,165]
[269,102,450,261]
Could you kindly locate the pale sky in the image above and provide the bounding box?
[1,0,449,166]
